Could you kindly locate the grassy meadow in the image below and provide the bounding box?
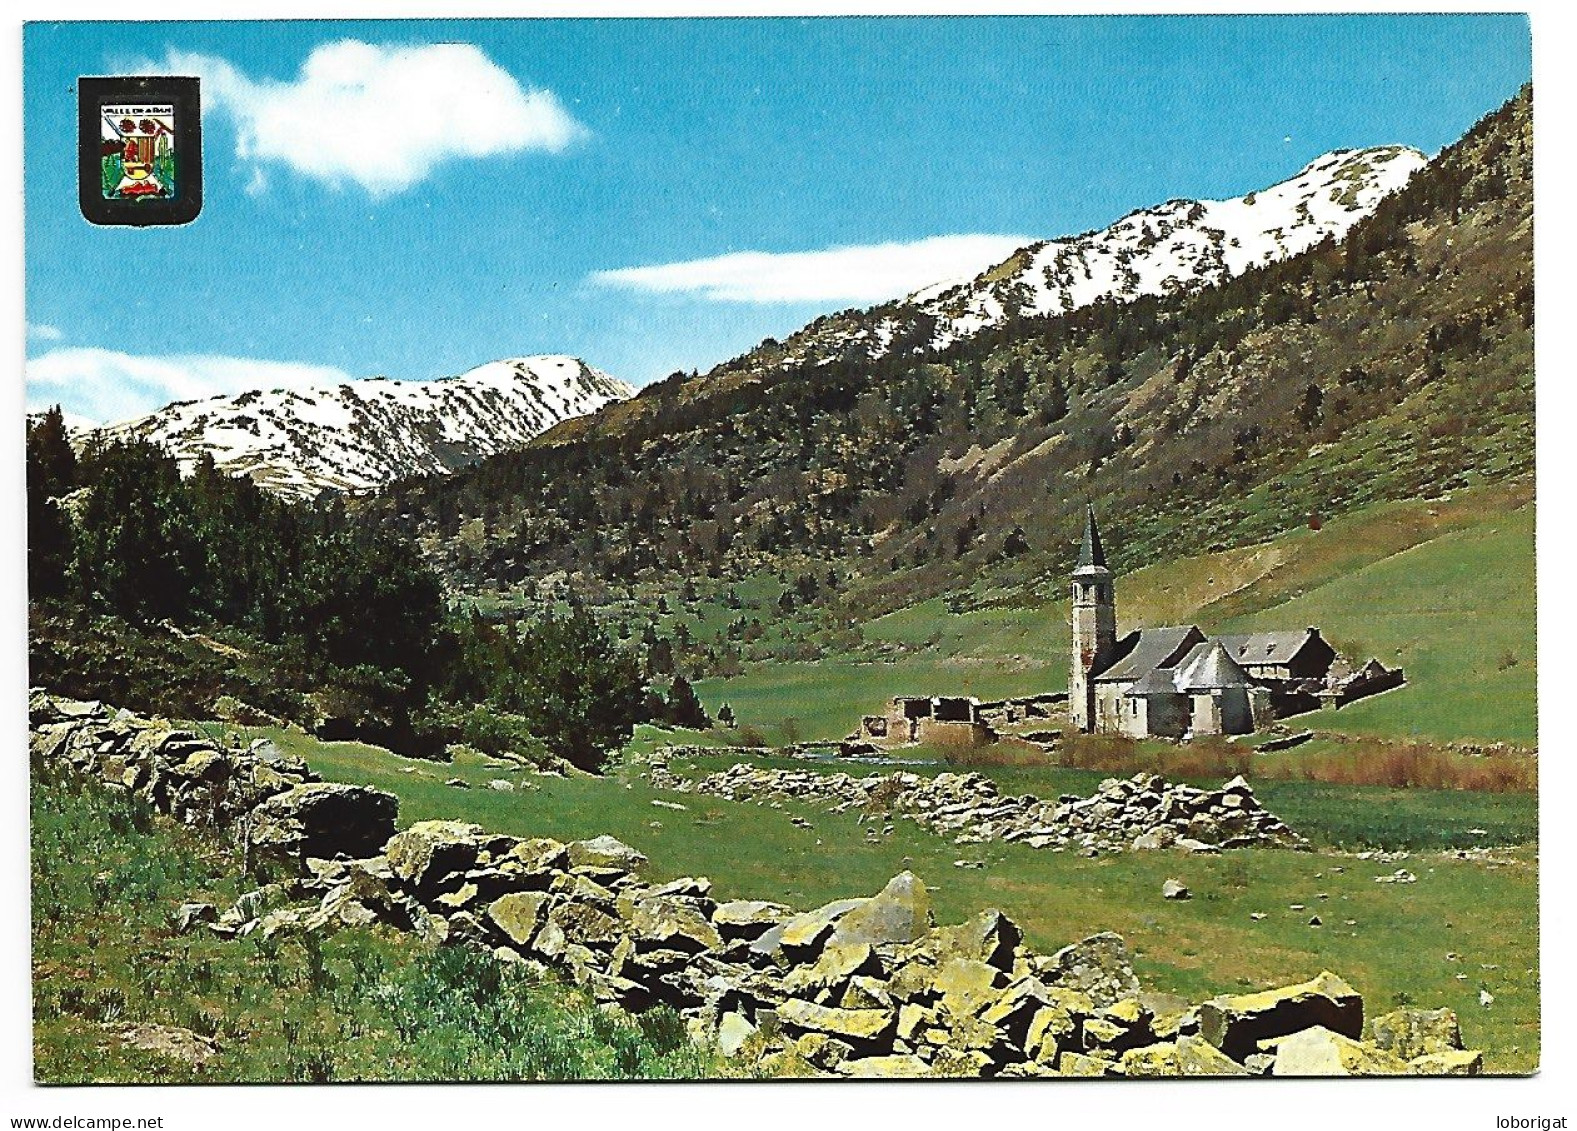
[30,753,736,1084]
[195,722,1540,1075]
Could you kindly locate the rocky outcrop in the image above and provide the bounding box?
[649,760,1306,855]
[30,690,1480,1079]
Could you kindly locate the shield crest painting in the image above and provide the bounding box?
[77,75,201,225]
[101,104,177,200]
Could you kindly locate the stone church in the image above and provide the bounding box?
[1069,508,1402,739]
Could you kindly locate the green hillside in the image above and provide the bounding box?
[1226,503,1535,745]
[698,478,1535,746]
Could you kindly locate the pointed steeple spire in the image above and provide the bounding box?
[1077,504,1107,571]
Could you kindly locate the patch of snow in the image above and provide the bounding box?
[87,354,635,500]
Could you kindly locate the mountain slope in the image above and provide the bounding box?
[92,356,634,500]
[373,88,1531,662]
[803,145,1427,363]
[538,144,1425,451]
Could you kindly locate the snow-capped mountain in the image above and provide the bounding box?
[762,145,1427,366]
[92,356,635,500]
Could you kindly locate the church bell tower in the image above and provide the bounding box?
[1070,506,1117,731]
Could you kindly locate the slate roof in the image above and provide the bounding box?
[1213,630,1319,667]
[1093,625,1204,683]
[1121,640,1253,697]
[1174,641,1252,691]
[1075,505,1108,572]
[1126,667,1181,696]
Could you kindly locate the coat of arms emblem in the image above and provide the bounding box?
[101,104,177,200]
[78,76,201,226]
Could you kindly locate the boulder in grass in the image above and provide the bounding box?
[1199,971,1363,1062]
[565,835,648,876]
[107,1023,220,1070]
[826,872,934,949]
[1040,932,1141,1009]
[1368,1006,1464,1060]
[247,782,397,861]
[1268,1026,1409,1076]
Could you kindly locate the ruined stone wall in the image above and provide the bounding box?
[649,757,1309,855]
[915,719,995,748]
[29,690,396,861]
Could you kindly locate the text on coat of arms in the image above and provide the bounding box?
[100,104,177,201]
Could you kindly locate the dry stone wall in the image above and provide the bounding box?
[648,754,1308,855]
[29,690,396,860]
[30,691,1477,1079]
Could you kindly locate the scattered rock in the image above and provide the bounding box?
[713,899,793,940]
[1041,932,1140,1009]
[172,901,218,935]
[247,782,398,862]
[106,1023,220,1069]
[31,692,1487,1082]
[1120,1035,1249,1077]
[1369,1007,1464,1060]
[1198,971,1363,1062]
[566,835,648,876]
[827,871,933,949]
[1162,879,1191,901]
[653,761,1307,858]
[778,998,895,1044]
[1268,1026,1408,1076]
[1409,1049,1484,1075]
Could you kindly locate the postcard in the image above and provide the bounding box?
[21,12,1536,1092]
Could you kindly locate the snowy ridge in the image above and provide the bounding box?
[780,145,1426,363]
[92,356,634,500]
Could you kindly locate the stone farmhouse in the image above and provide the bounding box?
[1070,508,1403,739]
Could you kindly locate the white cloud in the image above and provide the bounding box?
[27,323,64,342]
[161,40,586,195]
[589,234,1034,305]
[26,347,359,426]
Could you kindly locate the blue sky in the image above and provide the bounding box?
[24,15,1530,422]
